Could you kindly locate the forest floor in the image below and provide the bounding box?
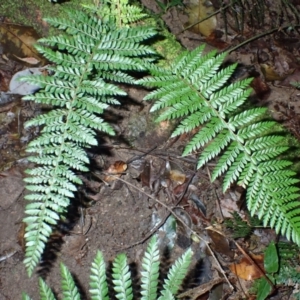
[1,0,300,299]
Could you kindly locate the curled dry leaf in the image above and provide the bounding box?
[103,161,127,182]
[229,254,264,280]
[13,55,40,65]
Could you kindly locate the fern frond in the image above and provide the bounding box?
[157,289,175,300]
[25,237,193,300]
[39,278,56,300]
[22,293,34,300]
[161,248,192,296]
[139,46,300,246]
[112,253,133,300]
[22,8,157,276]
[60,263,80,300]
[141,236,160,300]
[94,0,148,27]
[89,251,109,300]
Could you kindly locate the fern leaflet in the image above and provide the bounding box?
[39,278,56,300]
[141,235,160,300]
[160,248,192,296]
[112,253,133,300]
[89,251,109,300]
[61,263,80,300]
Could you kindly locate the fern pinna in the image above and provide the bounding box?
[138,45,300,245]
[20,9,156,275]
[23,236,192,300]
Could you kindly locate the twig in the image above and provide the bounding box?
[207,226,275,292]
[177,1,237,34]
[177,277,225,299]
[0,249,17,262]
[98,173,234,290]
[125,145,157,164]
[114,171,196,250]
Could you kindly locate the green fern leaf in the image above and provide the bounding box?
[22,293,34,300]
[161,248,192,296]
[141,236,160,300]
[39,278,56,300]
[182,117,224,156]
[139,45,300,246]
[22,8,157,276]
[60,263,80,300]
[112,253,133,300]
[157,289,175,300]
[89,251,109,300]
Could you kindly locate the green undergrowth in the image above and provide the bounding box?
[23,236,192,300]
[20,0,300,280]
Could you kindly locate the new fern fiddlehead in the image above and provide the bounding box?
[138,45,300,245]
[20,9,156,276]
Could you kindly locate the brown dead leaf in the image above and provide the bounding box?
[17,222,26,252]
[229,254,264,280]
[220,196,245,219]
[0,24,47,65]
[205,30,230,49]
[0,69,10,92]
[104,161,127,183]
[250,76,270,100]
[140,161,151,187]
[207,228,233,258]
[177,278,224,299]
[13,55,40,65]
[185,0,217,36]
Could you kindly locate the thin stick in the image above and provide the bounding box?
[177,1,237,34]
[207,226,275,291]
[97,173,234,290]
[113,171,196,250]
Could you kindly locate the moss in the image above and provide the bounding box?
[0,0,93,37]
[140,12,183,68]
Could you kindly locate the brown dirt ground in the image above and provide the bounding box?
[1,1,300,299]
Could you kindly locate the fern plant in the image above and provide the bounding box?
[22,236,192,300]
[22,0,300,277]
[137,45,300,246]
[20,8,156,276]
[83,0,147,28]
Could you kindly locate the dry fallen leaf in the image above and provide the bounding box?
[0,24,47,65]
[13,55,40,65]
[220,196,245,219]
[229,254,264,280]
[104,161,127,182]
[185,0,217,36]
[207,228,233,258]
